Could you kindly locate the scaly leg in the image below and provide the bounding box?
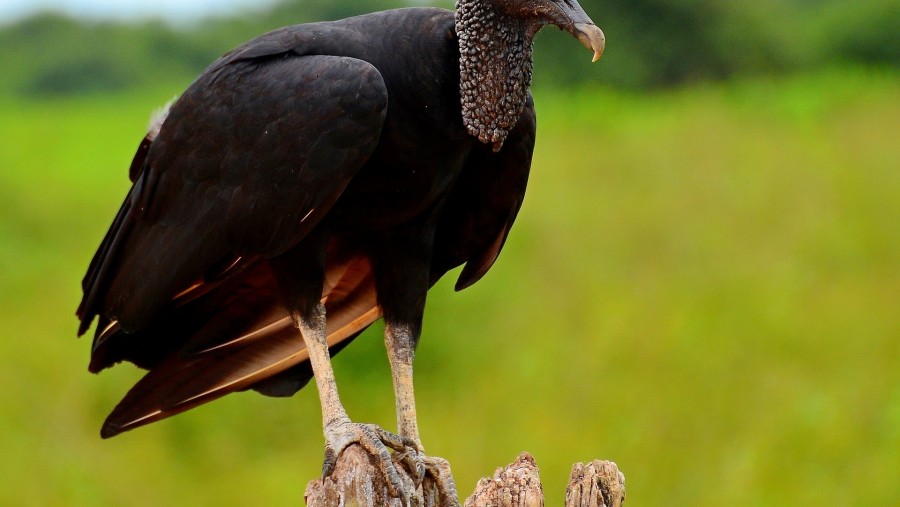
[385,321,460,505]
[294,304,413,498]
[385,321,421,443]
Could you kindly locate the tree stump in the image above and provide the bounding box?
[464,452,543,507]
[565,460,626,507]
[304,445,432,507]
[305,446,625,506]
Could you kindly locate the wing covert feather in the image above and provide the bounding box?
[78,54,388,334]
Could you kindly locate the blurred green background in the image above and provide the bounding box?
[1,0,898,505]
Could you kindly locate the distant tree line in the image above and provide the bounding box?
[0,0,896,96]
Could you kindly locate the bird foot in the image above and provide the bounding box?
[395,450,461,507]
[322,419,416,499]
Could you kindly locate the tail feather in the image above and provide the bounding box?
[101,323,307,438]
[99,253,380,438]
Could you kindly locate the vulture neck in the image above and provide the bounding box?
[456,0,535,152]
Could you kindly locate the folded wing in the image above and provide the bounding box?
[77,51,389,436]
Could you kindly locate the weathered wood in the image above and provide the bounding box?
[564,460,626,507]
[305,447,625,507]
[464,452,544,507]
[305,445,437,507]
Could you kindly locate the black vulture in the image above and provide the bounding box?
[77,0,604,499]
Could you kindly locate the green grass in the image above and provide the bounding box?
[1,68,898,506]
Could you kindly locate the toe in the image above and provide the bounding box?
[368,424,410,452]
[357,429,405,496]
[422,456,460,507]
[322,421,412,498]
[396,449,426,486]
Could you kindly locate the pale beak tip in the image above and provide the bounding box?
[574,22,606,63]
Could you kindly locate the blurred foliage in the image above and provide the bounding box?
[538,0,900,87]
[0,0,898,96]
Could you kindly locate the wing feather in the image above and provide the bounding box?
[77,53,388,335]
[431,96,537,290]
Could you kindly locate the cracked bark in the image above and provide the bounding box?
[305,447,625,507]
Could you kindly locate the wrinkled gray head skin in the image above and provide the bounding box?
[456,0,605,150]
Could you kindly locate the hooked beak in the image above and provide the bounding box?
[574,23,606,62]
[553,1,606,62]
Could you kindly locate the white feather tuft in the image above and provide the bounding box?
[147,97,177,141]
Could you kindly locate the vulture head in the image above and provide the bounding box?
[456,0,605,149]
[493,0,606,61]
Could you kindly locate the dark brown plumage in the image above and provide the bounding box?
[77,0,604,499]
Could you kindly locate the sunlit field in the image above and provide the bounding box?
[1,69,897,506]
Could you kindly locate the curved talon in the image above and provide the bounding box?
[414,457,426,487]
[322,447,338,477]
